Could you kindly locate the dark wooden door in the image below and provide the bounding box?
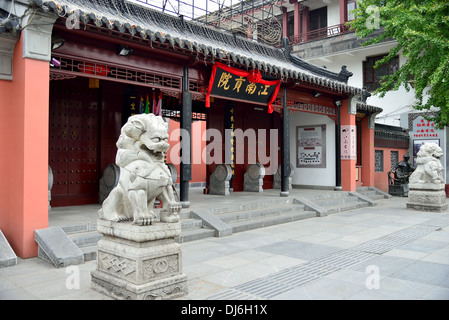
[233,105,275,191]
[49,79,100,206]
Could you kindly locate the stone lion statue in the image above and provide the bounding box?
[409,143,444,185]
[99,114,181,225]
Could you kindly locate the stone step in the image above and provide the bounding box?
[67,230,102,262]
[215,203,306,224]
[302,191,354,202]
[229,210,317,234]
[68,231,103,248]
[311,195,360,207]
[360,193,385,201]
[181,218,204,230]
[356,187,392,200]
[209,198,295,215]
[61,222,97,235]
[176,228,215,243]
[80,245,98,262]
[324,200,370,214]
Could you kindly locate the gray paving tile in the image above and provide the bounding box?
[398,239,448,254]
[279,277,365,300]
[390,261,449,288]
[421,286,449,300]
[348,255,416,277]
[283,244,343,261]
[257,240,312,255]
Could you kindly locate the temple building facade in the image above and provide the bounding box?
[0,0,380,258]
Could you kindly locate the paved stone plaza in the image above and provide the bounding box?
[1,193,449,300]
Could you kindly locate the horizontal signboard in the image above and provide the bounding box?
[206,62,280,113]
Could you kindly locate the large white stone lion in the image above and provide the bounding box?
[99,114,181,225]
[409,142,444,185]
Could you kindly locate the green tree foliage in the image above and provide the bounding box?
[349,0,449,128]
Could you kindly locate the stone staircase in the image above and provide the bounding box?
[175,197,318,243]
[211,198,316,233]
[175,210,215,243]
[299,191,372,214]
[63,222,102,262]
[36,189,385,267]
[356,186,392,201]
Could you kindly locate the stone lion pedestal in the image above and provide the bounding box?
[91,114,187,300]
[406,142,447,212]
[406,183,448,212]
[91,219,188,300]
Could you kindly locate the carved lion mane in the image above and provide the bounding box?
[99,114,181,225]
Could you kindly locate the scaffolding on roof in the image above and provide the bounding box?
[129,0,284,45]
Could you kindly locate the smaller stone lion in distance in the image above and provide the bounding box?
[99,114,181,225]
[409,143,444,185]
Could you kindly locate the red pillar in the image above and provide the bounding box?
[0,34,50,258]
[294,1,302,43]
[361,115,375,187]
[340,0,346,25]
[301,6,309,42]
[339,99,357,192]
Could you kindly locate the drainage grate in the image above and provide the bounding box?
[207,289,262,300]
[355,224,440,254]
[234,271,318,299]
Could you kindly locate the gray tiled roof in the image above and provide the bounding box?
[0,8,21,34]
[6,0,380,114]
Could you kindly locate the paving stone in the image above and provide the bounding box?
[390,261,449,288]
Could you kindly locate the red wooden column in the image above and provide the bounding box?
[293,1,301,43]
[361,115,375,187]
[301,5,309,42]
[340,0,346,25]
[339,99,357,192]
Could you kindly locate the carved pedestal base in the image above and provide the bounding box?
[243,164,265,193]
[406,184,448,212]
[209,164,232,195]
[91,219,188,300]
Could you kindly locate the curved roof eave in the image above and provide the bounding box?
[27,0,367,97]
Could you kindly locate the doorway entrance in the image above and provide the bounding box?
[49,77,101,206]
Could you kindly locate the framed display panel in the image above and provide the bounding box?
[413,139,440,157]
[296,125,326,168]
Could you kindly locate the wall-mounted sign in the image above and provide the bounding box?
[341,125,357,160]
[205,62,281,113]
[412,117,440,138]
[296,125,326,168]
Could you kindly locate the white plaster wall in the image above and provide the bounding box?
[327,1,341,27]
[290,111,336,187]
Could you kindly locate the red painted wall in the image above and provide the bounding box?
[166,119,207,184]
[374,147,408,193]
[0,35,50,258]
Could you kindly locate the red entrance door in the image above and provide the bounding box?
[232,104,276,191]
[49,79,100,206]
